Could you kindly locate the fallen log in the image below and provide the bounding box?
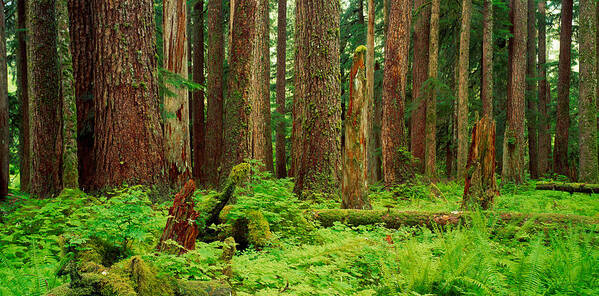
[309,209,599,229]
[536,181,599,194]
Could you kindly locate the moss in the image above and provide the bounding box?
[354,45,367,56]
[247,210,273,248]
[174,280,232,296]
[114,256,173,296]
[229,162,250,185]
[46,283,71,296]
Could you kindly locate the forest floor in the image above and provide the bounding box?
[1,171,598,296]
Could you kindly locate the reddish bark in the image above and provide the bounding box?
[192,0,206,183]
[17,0,29,192]
[157,180,199,254]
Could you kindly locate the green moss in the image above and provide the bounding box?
[174,280,232,296]
[247,210,273,248]
[354,45,367,56]
[229,163,250,185]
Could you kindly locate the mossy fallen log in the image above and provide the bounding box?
[309,209,599,229]
[536,181,599,194]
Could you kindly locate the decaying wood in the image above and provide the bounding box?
[157,180,199,254]
[536,181,599,194]
[462,115,499,210]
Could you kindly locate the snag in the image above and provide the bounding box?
[157,180,199,254]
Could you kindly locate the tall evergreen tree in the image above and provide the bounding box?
[192,0,206,183]
[526,0,538,179]
[482,0,493,117]
[275,0,287,178]
[537,0,550,176]
[425,0,440,180]
[17,0,30,192]
[0,0,7,198]
[457,0,472,181]
[366,0,379,183]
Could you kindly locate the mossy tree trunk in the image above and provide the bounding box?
[91,0,167,190]
[382,0,412,186]
[526,0,538,179]
[456,0,471,181]
[425,0,440,180]
[163,0,192,187]
[537,0,550,176]
[191,0,206,183]
[57,0,79,189]
[0,0,7,198]
[17,0,30,193]
[292,0,341,197]
[481,0,493,118]
[342,47,371,210]
[578,0,599,183]
[28,0,63,198]
[68,0,95,191]
[275,0,287,179]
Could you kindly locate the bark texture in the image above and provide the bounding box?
[526,0,538,179]
[91,0,166,189]
[367,0,379,184]
[163,0,192,186]
[0,0,7,198]
[456,0,471,181]
[554,0,573,178]
[293,0,341,196]
[482,0,493,117]
[191,0,206,183]
[157,180,199,254]
[578,0,599,183]
[425,0,440,180]
[28,0,63,198]
[502,0,527,184]
[17,0,29,192]
[275,0,287,178]
[342,47,371,210]
[537,0,550,176]
[205,0,225,187]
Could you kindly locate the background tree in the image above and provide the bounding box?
[366,0,378,184]
[456,0,471,181]
[0,0,7,198]
[526,0,538,179]
[191,0,206,183]
[537,0,550,176]
[293,0,341,196]
[17,0,29,192]
[425,0,440,180]
[482,0,493,117]
[275,0,287,178]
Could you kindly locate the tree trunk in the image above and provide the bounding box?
[342,47,371,210]
[410,0,430,172]
[293,0,341,196]
[537,0,550,176]
[382,0,412,186]
[250,0,274,172]
[275,0,287,179]
[163,0,192,186]
[536,181,599,193]
[502,0,527,184]
[223,0,257,180]
[157,180,199,254]
[28,0,63,198]
[462,116,498,210]
[578,0,598,183]
[554,0,573,178]
[191,0,206,183]
[0,0,7,198]
[456,0,472,181]
[425,0,439,180]
[91,0,166,190]
[68,0,94,191]
[526,0,538,179]
[367,0,379,184]
[205,0,225,187]
[17,0,30,193]
[482,0,493,117]
[57,0,78,189]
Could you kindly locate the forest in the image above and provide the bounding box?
[1,0,599,295]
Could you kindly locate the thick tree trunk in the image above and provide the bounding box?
[91,0,166,189]
[481,0,493,117]
[526,0,538,179]
[17,0,30,193]
[163,0,192,186]
[250,0,274,173]
[425,0,440,180]
[410,0,430,172]
[68,0,94,191]
[456,0,472,181]
[275,0,287,179]
[578,0,599,183]
[554,0,573,178]
[57,0,78,189]
[223,0,257,180]
[0,0,7,198]
[205,0,225,187]
[502,0,527,184]
[293,0,341,196]
[367,0,378,184]
[382,0,412,186]
[537,0,550,176]
[342,47,371,210]
[28,0,63,198]
[191,0,206,183]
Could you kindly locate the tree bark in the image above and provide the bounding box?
[502,0,527,184]
[537,0,550,176]
[250,0,274,173]
[293,0,341,196]
[410,0,430,172]
[17,0,30,193]
[578,0,598,183]
[382,0,412,186]
[482,0,493,117]
[157,180,199,254]
[456,0,472,181]
[367,0,379,184]
[554,0,573,178]
[0,0,7,198]
[163,0,192,186]
[91,0,166,190]
[425,0,440,180]
[526,0,538,179]
[275,0,287,179]
[342,47,371,210]
[191,0,206,183]
[223,0,257,180]
[28,0,63,198]
[205,0,225,187]
[57,0,79,189]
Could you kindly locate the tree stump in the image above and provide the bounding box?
[157,180,199,254]
[462,115,499,210]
